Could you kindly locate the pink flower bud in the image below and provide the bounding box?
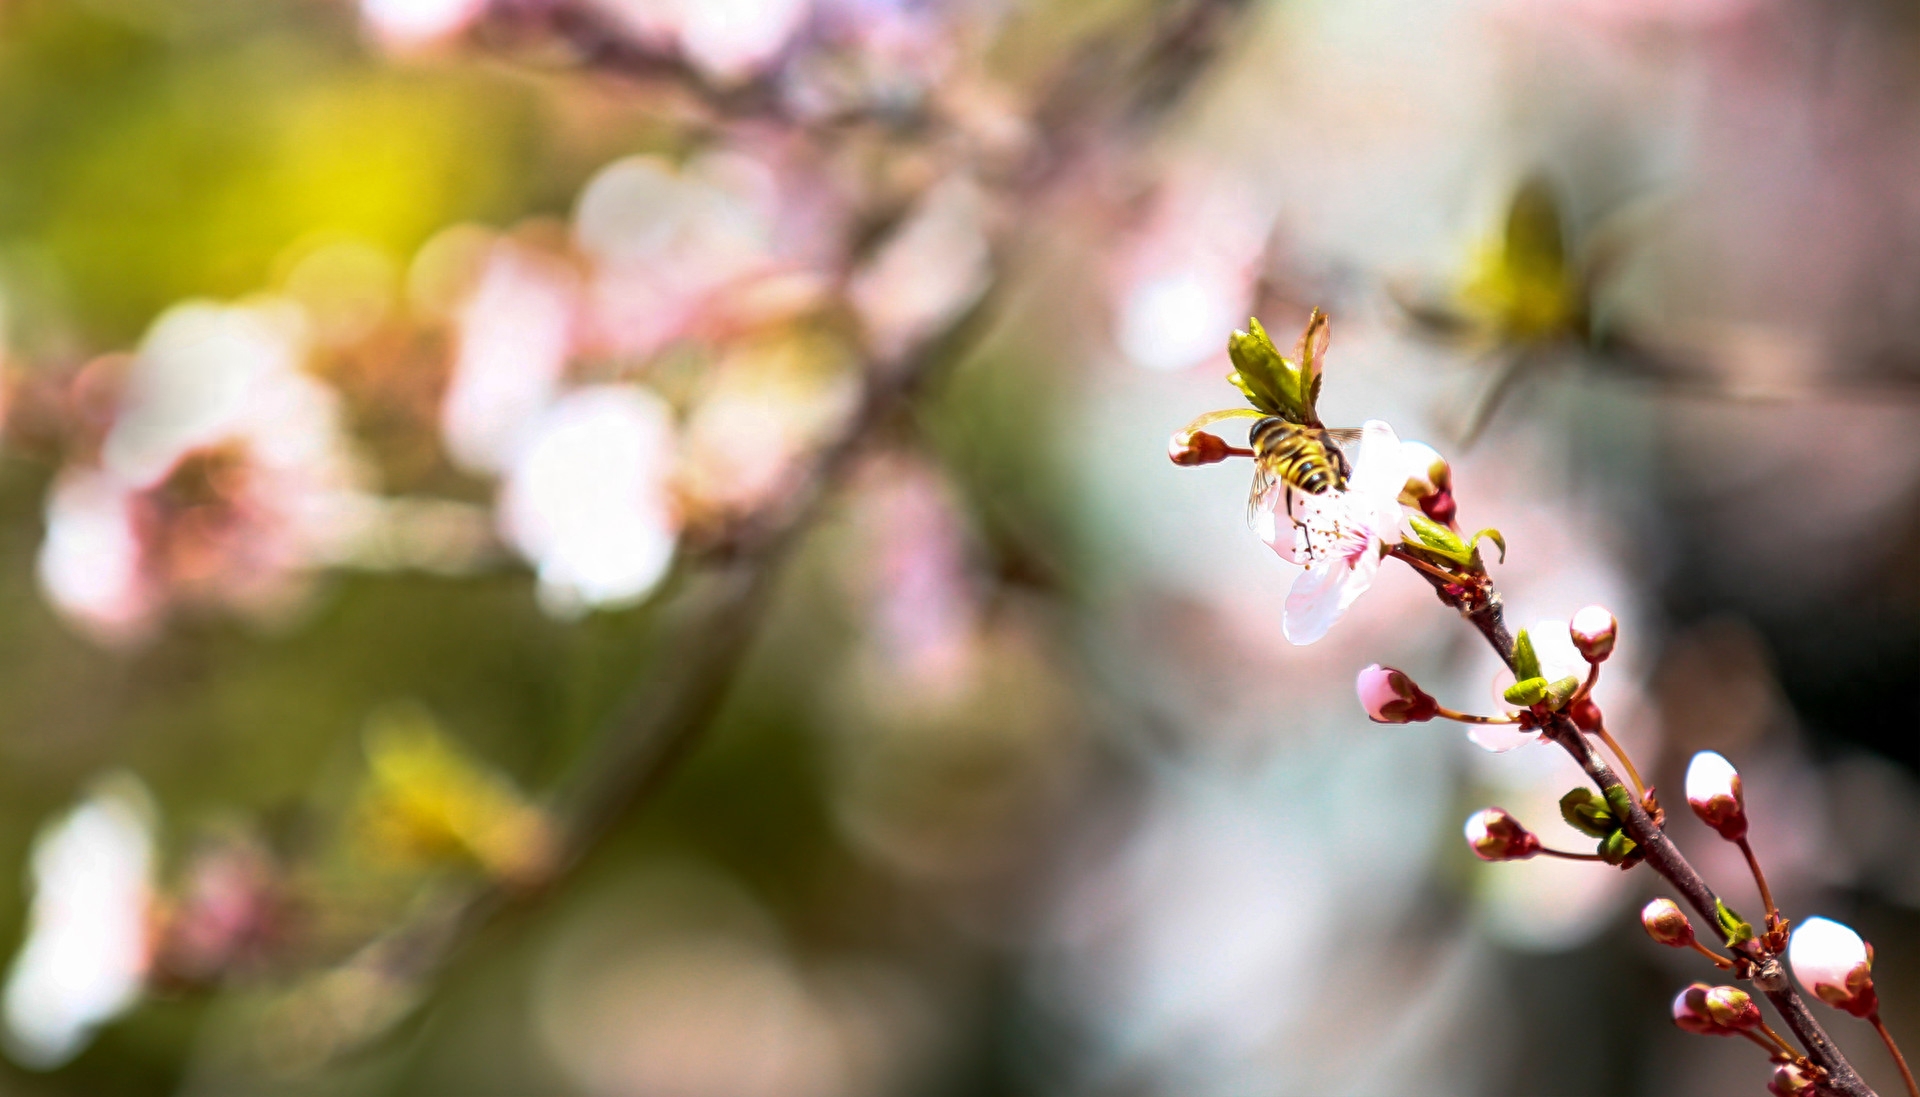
[1398,441,1455,525]
[1641,898,1695,948]
[1789,917,1878,1018]
[1769,1062,1817,1096]
[1569,605,1617,662]
[1672,983,1724,1036]
[1463,807,1541,862]
[1702,985,1761,1030]
[1168,431,1231,466]
[1355,664,1439,724]
[1685,751,1747,842]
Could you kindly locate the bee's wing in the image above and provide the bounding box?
[1246,457,1283,533]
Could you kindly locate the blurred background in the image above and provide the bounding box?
[0,0,1914,1094]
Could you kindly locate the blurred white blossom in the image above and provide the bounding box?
[3,776,157,1070]
[359,0,486,49]
[499,385,681,617]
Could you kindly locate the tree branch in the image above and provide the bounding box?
[1462,590,1874,1096]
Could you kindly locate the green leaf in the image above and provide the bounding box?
[1715,900,1755,947]
[1407,515,1474,566]
[1503,676,1549,707]
[1467,527,1506,564]
[1559,787,1615,839]
[1546,675,1583,710]
[1598,829,1638,866]
[1512,630,1543,682]
[1227,319,1303,420]
[1602,784,1635,820]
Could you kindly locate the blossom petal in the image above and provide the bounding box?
[1283,544,1380,645]
[1467,723,1538,753]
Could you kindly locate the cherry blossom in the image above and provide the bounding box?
[1253,419,1407,645]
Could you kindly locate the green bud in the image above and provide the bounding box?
[1512,630,1543,682]
[1559,787,1615,839]
[1545,675,1583,709]
[1715,899,1755,947]
[1503,676,1549,706]
[1598,828,1638,866]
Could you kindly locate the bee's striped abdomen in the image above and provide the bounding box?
[1250,417,1344,496]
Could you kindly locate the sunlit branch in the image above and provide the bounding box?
[1400,569,1879,1097]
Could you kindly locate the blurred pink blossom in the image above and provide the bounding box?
[1112,169,1265,372]
[37,301,370,643]
[441,241,581,475]
[591,0,814,83]
[849,175,991,359]
[573,152,827,361]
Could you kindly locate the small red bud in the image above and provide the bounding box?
[1566,696,1602,732]
[1463,808,1541,862]
[1169,431,1232,466]
[1641,898,1695,948]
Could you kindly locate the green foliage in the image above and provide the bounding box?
[1716,899,1756,947]
[1226,317,1317,424]
[1512,629,1543,682]
[1598,828,1638,866]
[1405,516,1506,569]
[1504,676,1549,706]
[1559,787,1615,839]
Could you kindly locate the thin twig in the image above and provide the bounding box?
[1737,837,1781,929]
[1872,1013,1920,1097]
[1592,719,1647,799]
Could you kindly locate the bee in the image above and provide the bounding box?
[1246,418,1365,529]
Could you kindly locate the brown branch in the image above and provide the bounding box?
[1456,588,1876,1096]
